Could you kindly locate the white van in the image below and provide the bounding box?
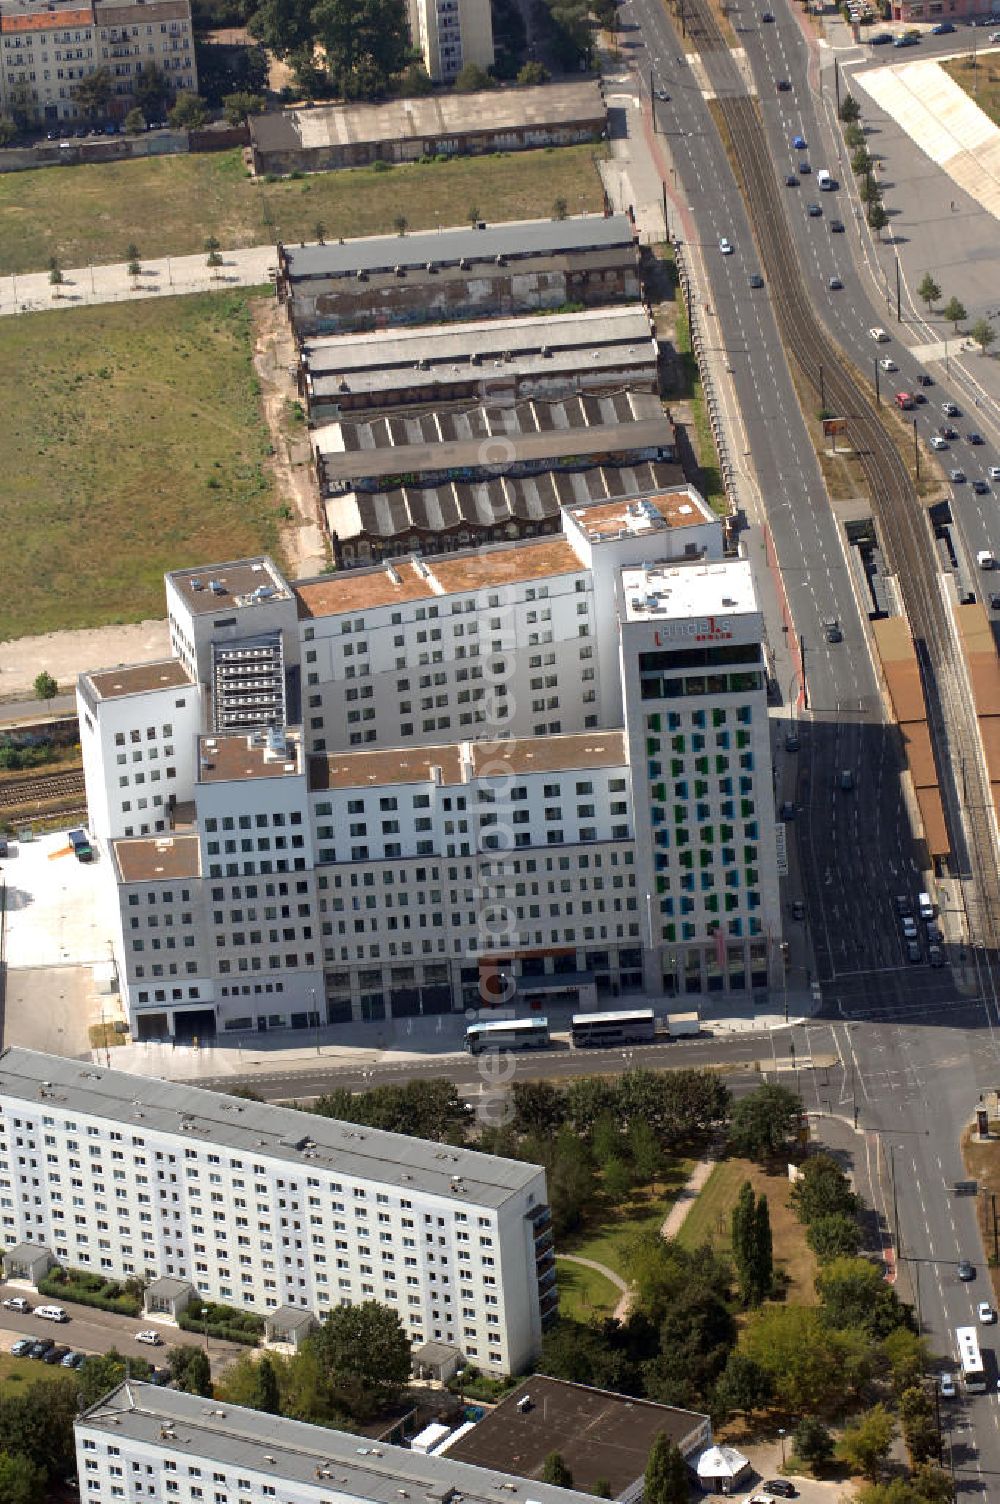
[35,1304,69,1322]
[918,891,934,921]
[817,169,834,190]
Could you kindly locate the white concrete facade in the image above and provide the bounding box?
[407,0,493,83]
[0,1047,556,1373]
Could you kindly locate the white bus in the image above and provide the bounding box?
[957,1325,987,1393]
[464,1017,551,1054]
[571,1009,657,1048]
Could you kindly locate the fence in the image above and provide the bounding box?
[673,240,740,519]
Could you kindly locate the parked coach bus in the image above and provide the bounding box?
[464,1017,552,1054]
[571,1008,657,1048]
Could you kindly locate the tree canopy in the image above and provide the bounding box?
[740,1304,869,1413]
[728,1083,802,1161]
[306,1300,412,1419]
[816,1257,911,1340]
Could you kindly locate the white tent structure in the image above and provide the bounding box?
[695,1444,751,1495]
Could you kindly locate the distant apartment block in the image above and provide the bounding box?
[249,80,606,175]
[0,0,195,125]
[407,0,493,83]
[76,487,782,1041]
[276,215,642,336]
[0,1046,555,1369]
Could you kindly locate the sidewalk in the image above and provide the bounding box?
[0,243,277,318]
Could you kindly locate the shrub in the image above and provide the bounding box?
[179,1297,266,1346]
[38,1265,143,1317]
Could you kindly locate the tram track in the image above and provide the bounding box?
[0,768,86,810]
[676,0,1000,961]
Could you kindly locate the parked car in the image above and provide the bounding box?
[893,32,918,45]
[870,30,893,42]
[940,1372,957,1398]
[35,1304,69,1322]
[29,1339,55,1359]
[902,916,918,939]
[3,1296,32,1313]
[990,467,1000,481]
[764,1486,797,1501]
[907,941,922,963]
[931,20,955,31]
[929,944,944,968]
[61,1350,83,1367]
[44,1345,70,1364]
[135,1329,163,1346]
[10,1338,32,1357]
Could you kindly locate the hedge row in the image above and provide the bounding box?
[178,1298,265,1347]
[38,1266,142,1317]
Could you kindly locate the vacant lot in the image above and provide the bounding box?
[0,146,607,275]
[942,54,1000,129]
[0,291,279,641]
[675,1156,817,1304]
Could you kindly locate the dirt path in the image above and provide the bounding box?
[252,300,328,581]
[556,1252,633,1322]
[660,1156,718,1239]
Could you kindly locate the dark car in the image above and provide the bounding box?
[44,1346,70,1365]
[830,218,845,232]
[765,1484,797,1500]
[967,431,984,444]
[870,30,893,42]
[799,160,811,173]
[907,940,922,964]
[11,1338,32,1357]
[943,401,961,416]
[29,1339,54,1359]
[973,479,989,494]
[762,9,774,18]
[777,78,791,90]
[749,273,764,288]
[74,126,87,138]
[918,372,934,386]
[940,425,958,439]
[785,173,799,186]
[958,1259,975,1281]
[931,20,955,31]
[807,202,822,216]
[791,900,806,920]
[896,894,912,915]
[991,593,1000,611]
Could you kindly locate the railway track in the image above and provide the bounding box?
[678,0,1000,957]
[0,768,86,810]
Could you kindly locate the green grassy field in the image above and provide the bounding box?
[0,290,279,641]
[942,54,1000,129]
[0,145,608,275]
[560,1161,694,1279]
[555,1259,622,1323]
[0,1349,78,1398]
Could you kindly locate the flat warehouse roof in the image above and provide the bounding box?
[112,834,201,884]
[281,213,635,282]
[197,733,302,784]
[622,557,757,622]
[0,1048,541,1206]
[442,1375,708,1491]
[80,1385,601,1504]
[86,659,192,701]
[310,744,466,791]
[167,558,291,617]
[470,732,626,778]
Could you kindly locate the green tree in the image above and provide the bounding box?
[169,90,208,129]
[248,0,317,58]
[851,147,872,176]
[207,248,224,276]
[790,1153,859,1225]
[731,1179,757,1302]
[816,1256,910,1340]
[899,1385,939,1465]
[593,1481,613,1499]
[134,61,172,118]
[394,215,409,236]
[517,60,550,83]
[168,1345,213,1396]
[943,295,967,331]
[839,92,861,121]
[5,82,37,132]
[603,1157,632,1201]
[0,118,17,146]
[399,61,434,94]
[511,1080,568,1136]
[628,1119,663,1182]
[752,1191,773,1301]
[0,1454,45,1504]
[454,62,494,91]
[74,66,114,118]
[306,1300,411,1420]
[255,1353,281,1414]
[917,272,941,311]
[712,1350,772,1423]
[868,201,889,238]
[859,175,880,205]
[638,1242,737,1406]
[844,122,865,150]
[76,1350,152,1408]
[837,1404,895,1483]
[311,0,412,99]
[223,90,265,124]
[856,1476,952,1504]
[542,1453,574,1488]
[123,107,146,134]
[969,317,996,354]
[741,1304,870,1413]
[547,1129,598,1237]
[806,1211,862,1262]
[644,1433,688,1504]
[553,196,569,220]
[792,1414,835,1469]
[728,1083,801,1161]
[881,1327,928,1395]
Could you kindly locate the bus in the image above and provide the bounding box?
[464,1018,551,1054]
[571,1008,657,1048]
[957,1326,987,1393]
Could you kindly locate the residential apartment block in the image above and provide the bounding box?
[0,1046,555,1371]
[76,1385,606,1504]
[0,0,196,125]
[406,0,493,84]
[77,488,782,1041]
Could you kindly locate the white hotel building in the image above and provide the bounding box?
[0,1046,555,1372]
[76,1385,605,1504]
[77,488,782,1041]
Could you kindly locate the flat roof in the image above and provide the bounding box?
[621,557,757,622]
[80,1385,600,1504]
[0,1048,540,1207]
[314,393,673,486]
[302,305,653,388]
[443,1376,708,1490]
[569,486,715,543]
[113,835,201,885]
[0,5,92,29]
[198,732,302,784]
[310,744,466,792]
[873,617,926,724]
[321,461,684,548]
[281,213,635,283]
[167,558,291,617]
[253,80,604,154]
[470,732,626,778]
[86,659,192,701]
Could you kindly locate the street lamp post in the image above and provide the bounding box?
[778,1428,786,1466]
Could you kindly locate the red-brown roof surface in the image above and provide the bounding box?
[2,8,93,31]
